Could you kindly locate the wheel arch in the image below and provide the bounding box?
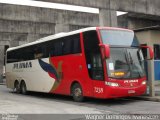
[70,80,82,95]
[20,79,25,86]
[14,80,19,87]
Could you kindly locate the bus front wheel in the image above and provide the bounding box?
[71,83,84,102]
[20,81,27,95]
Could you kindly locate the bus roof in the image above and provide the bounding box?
[7,27,132,52]
[7,27,97,52]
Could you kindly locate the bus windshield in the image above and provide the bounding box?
[100,29,145,79]
[106,47,145,79]
[100,29,139,47]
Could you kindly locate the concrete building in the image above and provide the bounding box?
[135,26,160,96]
[118,13,160,29]
[135,26,160,82]
[38,0,160,27]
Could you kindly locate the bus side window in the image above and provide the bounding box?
[47,34,81,57]
[7,51,17,63]
[34,47,43,59]
[63,39,73,55]
[45,39,62,57]
[91,53,104,80]
[63,35,81,55]
[83,31,104,80]
[72,36,81,54]
[54,41,63,56]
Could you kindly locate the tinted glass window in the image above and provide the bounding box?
[7,51,18,63]
[100,29,140,47]
[106,47,145,79]
[7,34,81,63]
[73,37,81,53]
[7,46,35,63]
[54,41,63,56]
[83,31,104,80]
[47,34,81,57]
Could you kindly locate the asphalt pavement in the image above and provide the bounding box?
[0,84,160,114]
[1,84,160,120]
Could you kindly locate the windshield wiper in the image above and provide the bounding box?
[128,52,133,64]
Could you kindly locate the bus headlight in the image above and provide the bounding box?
[142,81,146,85]
[105,82,119,87]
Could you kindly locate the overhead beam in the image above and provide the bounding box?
[0,3,99,36]
[0,3,99,26]
[36,0,160,16]
[34,0,110,9]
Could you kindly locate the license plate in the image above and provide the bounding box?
[128,90,135,94]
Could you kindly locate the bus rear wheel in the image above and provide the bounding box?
[14,81,20,93]
[71,83,84,102]
[20,81,27,95]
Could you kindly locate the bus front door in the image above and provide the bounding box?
[91,54,105,98]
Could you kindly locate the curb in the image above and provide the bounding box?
[0,83,5,85]
[130,96,160,102]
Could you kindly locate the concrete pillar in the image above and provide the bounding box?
[0,46,4,75]
[99,9,117,27]
[55,24,70,34]
[148,59,155,97]
[146,43,155,97]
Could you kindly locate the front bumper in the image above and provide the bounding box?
[104,85,146,99]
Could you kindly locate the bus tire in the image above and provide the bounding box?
[71,83,84,102]
[20,81,27,95]
[14,81,20,93]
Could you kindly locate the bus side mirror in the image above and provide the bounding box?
[141,46,154,60]
[99,44,110,59]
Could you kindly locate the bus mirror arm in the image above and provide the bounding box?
[141,45,154,60]
[99,44,110,59]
